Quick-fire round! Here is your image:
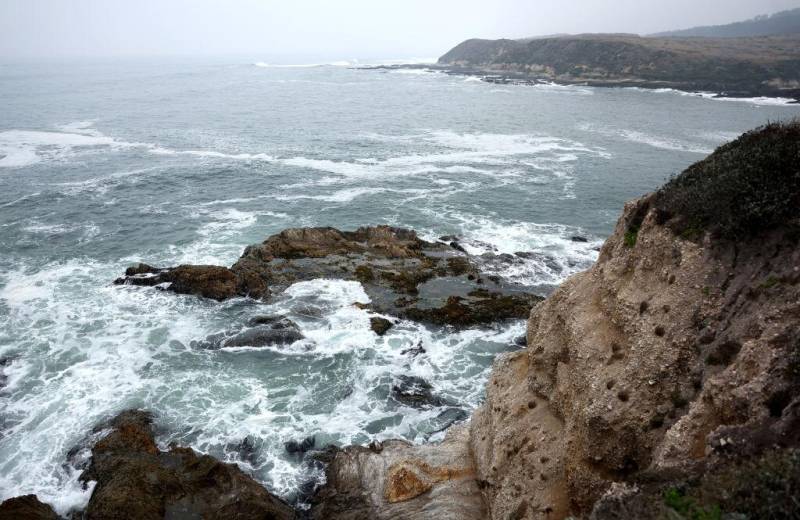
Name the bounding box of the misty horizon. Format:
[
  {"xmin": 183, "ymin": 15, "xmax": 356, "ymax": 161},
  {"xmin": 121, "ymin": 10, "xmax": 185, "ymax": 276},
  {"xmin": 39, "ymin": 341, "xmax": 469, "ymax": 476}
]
[{"xmin": 1, "ymin": 0, "xmax": 799, "ymax": 60}]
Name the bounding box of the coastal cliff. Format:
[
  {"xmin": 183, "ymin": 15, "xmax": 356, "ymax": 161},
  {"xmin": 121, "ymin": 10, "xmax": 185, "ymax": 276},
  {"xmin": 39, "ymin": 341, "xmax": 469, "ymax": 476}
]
[
  {"xmin": 2, "ymin": 123, "xmax": 797, "ymax": 519},
  {"xmin": 437, "ymin": 34, "xmax": 800, "ymax": 100},
  {"xmin": 314, "ymin": 122, "xmax": 800, "ymax": 519}
]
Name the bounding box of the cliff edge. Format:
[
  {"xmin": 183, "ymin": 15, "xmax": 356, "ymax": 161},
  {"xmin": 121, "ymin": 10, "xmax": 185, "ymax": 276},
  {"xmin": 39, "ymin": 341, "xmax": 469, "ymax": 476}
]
[
  {"xmin": 472, "ymin": 121, "xmax": 800, "ymax": 519},
  {"xmin": 314, "ymin": 122, "xmax": 800, "ymax": 519}
]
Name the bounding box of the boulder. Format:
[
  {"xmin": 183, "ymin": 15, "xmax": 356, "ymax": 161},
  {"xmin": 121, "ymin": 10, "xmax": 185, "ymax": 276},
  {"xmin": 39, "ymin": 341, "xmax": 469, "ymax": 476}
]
[
  {"xmin": 80, "ymin": 410, "xmax": 296, "ymax": 520},
  {"xmin": 0, "ymin": 495, "xmax": 58, "ymax": 520},
  {"xmin": 391, "ymin": 376, "xmax": 449, "ymax": 408},
  {"xmin": 370, "ymin": 317, "xmax": 394, "ymax": 336},
  {"xmin": 222, "ymin": 325, "xmax": 304, "ymax": 349},
  {"xmin": 285, "ymin": 436, "xmax": 316, "ymax": 455}
]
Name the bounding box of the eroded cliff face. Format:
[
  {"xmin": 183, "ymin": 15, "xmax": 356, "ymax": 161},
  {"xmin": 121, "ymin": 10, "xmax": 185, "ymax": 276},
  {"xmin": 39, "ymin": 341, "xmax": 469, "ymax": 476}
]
[{"xmin": 471, "ymin": 194, "xmax": 800, "ymax": 518}]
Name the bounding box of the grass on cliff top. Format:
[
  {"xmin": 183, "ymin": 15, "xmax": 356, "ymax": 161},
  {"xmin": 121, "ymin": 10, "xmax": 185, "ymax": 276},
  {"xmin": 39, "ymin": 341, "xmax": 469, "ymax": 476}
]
[{"xmin": 654, "ymin": 120, "xmax": 800, "ymax": 240}]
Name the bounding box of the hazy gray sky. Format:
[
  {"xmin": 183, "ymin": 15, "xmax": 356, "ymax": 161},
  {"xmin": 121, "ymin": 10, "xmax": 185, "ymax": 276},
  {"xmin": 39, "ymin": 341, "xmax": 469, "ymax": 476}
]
[{"xmin": 1, "ymin": 0, "xmax": 798, "ymax": 60}]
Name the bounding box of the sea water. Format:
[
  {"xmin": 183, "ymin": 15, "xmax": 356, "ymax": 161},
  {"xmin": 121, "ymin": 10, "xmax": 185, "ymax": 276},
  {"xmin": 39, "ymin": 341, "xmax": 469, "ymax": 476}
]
[{"xmin": 0, "ymin": 58, "xmax": 797, "ymax": 514}]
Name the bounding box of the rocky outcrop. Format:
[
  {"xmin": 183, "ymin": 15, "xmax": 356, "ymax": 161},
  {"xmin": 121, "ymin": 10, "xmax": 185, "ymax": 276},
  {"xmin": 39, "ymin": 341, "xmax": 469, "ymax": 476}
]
[
  {"xmin": 310, "ymin": 425, "xmax": 485, "ymax": 519},
  {"xmin": 80, "ymin": 410, "xmax": 295, "ymax": 520},
  {"xmin": 436, "ymin": 34, "xmax": 800, "ymax": 100},
  {"xmin": 116, "ymin": 226, "xmax": 543, "ymax": 328},
  {"xmin": 0, "ymin": 495, "xmax": 58, "ymax": 520},
  {"xmin": 469, "ymin": 123, "xmax": 800, "ymax": 519},
  {"xmin": 114, "ymin": 264, "xmax": 266, "ymax": 301}
]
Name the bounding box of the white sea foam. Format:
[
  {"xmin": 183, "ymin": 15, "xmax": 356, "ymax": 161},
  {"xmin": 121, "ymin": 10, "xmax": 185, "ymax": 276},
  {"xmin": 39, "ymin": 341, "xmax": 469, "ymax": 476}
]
[
  {"xmin": 0, "ymin": 129, "xmax": 135, "ymax": 168},
  {"xmin": 0, "ymin": 123, "xmax": 277, "ymax": 170},
  {"xmin": 424, "ymin": 211, "xmax": 600, "ymax": 286},
  {"xmin": 149, "ymin": 146, "xmax": 274, "ymax": 161},
  {"xmin": 282, "ymin": 131, "xmax": 608, "ymax": 179},
  {"xmin": 578, "ymin": 123, "xmax": 713, "ymax": 154},
  {"xmin": 625, "ymin": 86, "xmax": 799, "ymax": 106}
]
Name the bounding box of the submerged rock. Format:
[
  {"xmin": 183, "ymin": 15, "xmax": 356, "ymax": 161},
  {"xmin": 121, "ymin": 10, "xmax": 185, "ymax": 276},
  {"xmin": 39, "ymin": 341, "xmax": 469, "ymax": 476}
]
[
  {"xmin": 0, "ymin": 495, "xmax": 58, "ymax": 520},
  {"xmin": 370, "ymin": 317, "xmax": 394, "ymax": 336},
  {"xmin": 285, "ymin": 436, "xmax": 316, "ymax": 455},
  {"xmin": 222, "ymin": 325, "xmax": 304, "ymax": 348},
  {"xmin": 195, "ymin": 317, "xmax": 304, "ymax": 350},
  {"xmin": 80, "ymin": 410, "xmax": 295, "ymax": 520},
  {"xmin": 391, "ymin": 376, "xmax": 449, "ymax": 408},
  {"xmin": 117, "ymin": 225, "xmax": 544, "ymax": 327},
  {"xmin": 400, "ymin": 342, "xmax": 426, "ymax": 357}
]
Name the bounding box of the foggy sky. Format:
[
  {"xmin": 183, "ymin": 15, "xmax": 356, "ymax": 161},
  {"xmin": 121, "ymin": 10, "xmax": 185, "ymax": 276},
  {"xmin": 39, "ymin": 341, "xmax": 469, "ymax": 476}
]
[{"xmin": 1, "ymin": 0, "xmax": 798, "ymax": 60}]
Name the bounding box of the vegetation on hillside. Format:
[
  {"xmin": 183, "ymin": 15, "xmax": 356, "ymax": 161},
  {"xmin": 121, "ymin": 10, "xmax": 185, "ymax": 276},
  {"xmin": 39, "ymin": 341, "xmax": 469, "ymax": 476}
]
[
  {"xmin": 654, "ymin": 121, "xmax": 800, "ymax": 239},
  {"xmin": 437, "ymin": 34, "xmax": 800, "ymax": 99},
  {"xmin": 652, "ymin": 7, "xmax": 800, "ymax": 38}
]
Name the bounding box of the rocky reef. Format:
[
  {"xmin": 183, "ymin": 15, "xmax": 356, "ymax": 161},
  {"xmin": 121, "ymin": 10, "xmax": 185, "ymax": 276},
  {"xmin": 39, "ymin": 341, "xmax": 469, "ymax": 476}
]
[{"xmin": 115, "ymin": 225, "xmax": 542, "ymax": 328}]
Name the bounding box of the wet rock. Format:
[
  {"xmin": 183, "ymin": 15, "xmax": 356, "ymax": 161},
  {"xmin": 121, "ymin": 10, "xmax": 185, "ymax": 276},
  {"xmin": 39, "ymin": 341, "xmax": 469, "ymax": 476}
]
[
  {"xmin": 248, "ymin": 315, "xmax": 296, "ymax": 327},
  {"xmin": 116, "ymin": 264, "xmax": 267, "ymax": 301},
  {"xmin": 222, "ymin": 325, "xmax": 304, "ymax": 348},
  {"xmin": 513, "ymin": 335, "xmax": 527, "ymax": 347},
  {"xmin": 403, "ymin": 293, "xmax": 542, "ymax": 327},
  {"xmin": 234, "ymin": 435, "xmax": 260, "ymax": 465},
  {"xmin": 0, "ymin": 495, "xmax": 58, "ymax": 520},
  {"xmin": 571, "ymin": 235, "xmax": 589, "ymax": 242},
  {"xmin": 449, "ymin": 241, "xmax": 467, "ymax": 253},
  {"xmin": 80, "ymin": 409, "xmax": 296, "ymax": 520},
  {"xmin": 285, "ymin": 436, "xmax": 316, "ymax": 455},
  {"xmin": 431, "ymin": 408, "xmax": 469, "ymax": 435},
  {"xmin": 0, "ymin": 357, "xmax": 10, "ymax": 390},
  {"xmin": 391, "ymin": 376, "xmax": 448, "ymax": 408},
  {"xmin": 124, "ymin": 263, "xmax": 163, "ymax": 276},
  {"xmin": 370, "ymin": 317, "xmax": 394, "ymax": 336},
  {"xmin": 400, "ymin": 342, "xmax": 426, "ymax": 357},
  {"xmin": 119, "ymin": 225, "xmax": 544, "ymax": 328}
]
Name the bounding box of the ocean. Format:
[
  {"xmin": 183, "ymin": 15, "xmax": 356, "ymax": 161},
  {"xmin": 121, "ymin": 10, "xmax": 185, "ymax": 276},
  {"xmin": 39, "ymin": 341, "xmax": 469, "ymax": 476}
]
[{"xmin": 0, "ymin": 58, "xmax": 797, "ymax": 514}]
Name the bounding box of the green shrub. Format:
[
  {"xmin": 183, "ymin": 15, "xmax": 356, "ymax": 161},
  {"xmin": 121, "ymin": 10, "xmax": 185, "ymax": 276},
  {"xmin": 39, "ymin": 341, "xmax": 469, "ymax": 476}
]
[
  {"xmin": 624, "ymin": 228, "xmax": 639, "ymax": 247},
  {"xmin": 654, "ymin": 121, "xmax": 800, "ymax": 240},
  {"xmin": 663, "ymin": 488, "xmax": 721, "ymax": 520}
]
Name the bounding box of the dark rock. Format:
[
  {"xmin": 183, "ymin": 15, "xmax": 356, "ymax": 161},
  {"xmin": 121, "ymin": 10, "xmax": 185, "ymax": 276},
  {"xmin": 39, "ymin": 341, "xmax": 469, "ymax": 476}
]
[
  {"xmin": 369, "ymin": 317, "xmax": 394, "ymax": 336},
  {"xmin": 124, "ymin": 263, "xmax": 162, "ymax": 276},
  {"xmin": 248, "ymin": 315, "xmax": 297, "ymax": 327},
  {"xmin": 391, "ymin": 376, "xmax": 448, "ymax": 408},
  {"xmin": 235, "ymin": 435, "xmax": 259, "ymax": 465},
  {"xmin": 513, "ymin": 335, "xmax": 527, "ymax": 347},
  {"xmin": 285, "ymin": 436, "xmax": 316, "ymax": 455},
  {"xmin": 430, "ymin": 408, "xmax": 469, "ymax": 434},
  {"xmin": 0, "ymin": 495, "xmax": 58, "ymax": 520},
  {"xmin": 401, "ymin": 342, "xmax": 426, "ymax": 357},
  {"xmin": 403, "ymin": 293, "xmax": 542, "ymax": 327},
  {"xmin": 80, "ymin": 409, "xmax": 296, "ymax": 520},
  {"xmin": 222, "ymin": 325, "xmax": 304, "ymax": 348},
  {"xmin": 118, "ymin": 225, "xmax": 545, "ymax": 328},
  {"xmin": 571, "ymin": 236, "xmax": 589, "ymax": 242},
  {"xmin": 0, "ymin": 357, "xmax": 10, "ymax": 390},
  {"xmin": 450, "ymin": 241, "xmax": 467, "ymax": 253},
  {"xmin": 116, "ymin": 264, "xmax": 267, "ymax": 301}
]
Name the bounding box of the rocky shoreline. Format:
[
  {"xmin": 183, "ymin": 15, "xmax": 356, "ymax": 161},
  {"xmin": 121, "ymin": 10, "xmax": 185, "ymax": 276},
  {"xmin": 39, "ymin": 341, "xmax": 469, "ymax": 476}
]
[
  {"xmin": 362, "ymin": 63, "xmax": 800, "ymax": 102},
  {"xmin": 3, "ymin": 123, "xmax": 799, "ymax": 519}
]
